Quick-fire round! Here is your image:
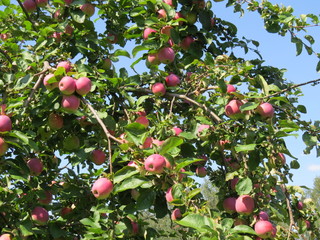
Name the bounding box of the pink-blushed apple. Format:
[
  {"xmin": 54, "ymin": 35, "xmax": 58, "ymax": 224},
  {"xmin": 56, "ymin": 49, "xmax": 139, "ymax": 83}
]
[
  {"xmin": 143, "ymin": 28, "xmax": 157, "ymax": 39},
  {"xmin": 135, "ymin": 116, "xmax": 149, "ymax": 128},
  {"xmin": 158, "ymin": 47, "xmax": 175, "ymax": 64},
  {"xmin": 57, "ymin": 61, "xmax": 72, "ymax": 73},
  {"xmin": 173, "ymin": 12, "xmax": 185, "ymax": 25},
  {"xmin": 75, "ymin": 77, "xmax": 92, "ymax": 96},
  {"xmin": 0, "ymin": 115, "xmax": 12, "ymax": 132},
  {"xmin": 90, "ymin": 149, "xmax": 106, "ymax": 165},
  {"xmin": 59, "ymin": 76, "xmax": 76, "ymax": 95},
  {"xmin": 152, "ymin": 82, "xmax": 166, "ymax": 96},
  {"xmin": 60, "ymin": 207, "xmax": 72, "ymax": 218},
  {"xmin": 230, "ymin": 177, "xmax": 239, "ymax": 190},
  {"xmin": 172, "ymin": 127, "xmax": 183, "ymax": 136},
  {"xmin": 305, "ymin": 220, "xmax": 311, "ymax": 229},
  {"xmin": 160, "ymin": 25, "xmax": 172, "ymax": 36},
  {"xmin": 235, "ymin": 195, "xmax": 255, "ymax": 215},
  {"xmin": 131, "ymin": 189, "xmax": 140, "ymax": 201},
  {"xmin": 163, "ymin": 0, "xmax": 174, "ymax": 6},
  {"xmin": 48, "ymin": 113, "xmax": 63, "ymax": 130},
  {"xmin": 227, "ymin": 84, "xmax": 236, "ymax": 93},
  {"xmin": 258, "ymin": 211, "xmax": 269, "ymax": 221},
  {"xmin": 197, "ymin": 124, "xmax": 210, "ymax": 136},
  {"xmin": 254, "ymin": 220, "xmax": 274, "ymax": 238},
  {"xmin": 64, "ymin": 0, "xmax": 72, "ymax": 5},
  {"xmin": 91, "ymin": 177, "xmax": 113, "ymax": 199},
  {"xmin": 277, "ymin": 152, "xmax": 286, "ymax": 165},
  {"xmin": 35, "ymin": 0, "xmax": 47, "ymax": 7},
  {"xmin": 80, "ymin": 3, "xmax": 95, "ymax": 17},
  {"xmin": 141, "ymin": 137, "xmax": 153, "ymax": 149},
  {"xmin": 65, "ymin": 24, "xmax": 74, "ymax": 36},
  {"xmin": 147, "ymin": 52, "xmax": 160, "ymax": 65},
  {"xmin": 43, "ymin": 73, "xmax": 58, "ymax": 91},
  {"xmin": 53, "ymin": 9, "xmax": 61, "ymax": 20},
  {"xmin": 31, "ymin": 206, "xmax": 49, "ymax": 225},
  {"xmin": 128, "ymin": 161, "xmax": 139, "ymax": 169},
  {"xmin": 297, "ymin": 201, "xmax": 304, "ymax": 210},
  {"xmin": 157, "ymin": 9, "xmax": 167, "ymax": 19},
  {"xmin": 23, "ymin": 0, "xmax": 37, "ymax": 12},
  {"xmin": 39, "ymin": 191, "xmax": 53, "ymax": 205},
  {"xmin": 225, "ymin": 99, "xmax": 243, "ymax": 117},
  {"xmin": 61, "ymin": 95, "xmax": 80, "ymax": 113},
  {"xmin": 171, "ymin": 208, "xmax": 182, "ymax": 220},
  {"xmin": 165, "ymin": 73, "xmax": 180, "ymax": 87},
  {"xmin": 51, "ymin": 32, "xmax": 62, "ymax": 42},
  {"xmin": 0, "ymin": 234, "xmax": 11, "ymax": 240},
  {"xmin": 196, "ymin": 166, "xmax": 207, "ymax": 177},
  {"xmin": 131, "ymin": 221, "xmax": 139, "ymax": 235},
  {"xmin": 180, "ymin": 36, "xmax": 194, "ymax": 50},
  {"xmin": 63, "ymin": 135, "xmax": 80, "ymax": 151},
  {"xmin": 152, "ymin": 138, "xmax": 164, "ymax": 146},
  {"xmin": 0, "ymin": 138, "xmax": 8, "ymax": 156},
  {"xmin": 223, "ymin": 197, "xmax": 237, "ymax": 213},
  {"xmin": 256, "ymin": 102, "xmax": 274, "ymax": 118},
  {"xmin": 0, "ymin": 33, "xmax": 9, "ymax": 41},
  {"xmin": 27, "ymin": 158, "xmax": 43, "ymax": 176},
  {"xmin": 165, "ymin": 187, "xmax": 174, "ymax": 202},
  {"xmin": 144, "ymin": 154, "xmax": 166, "ymax": 174}
]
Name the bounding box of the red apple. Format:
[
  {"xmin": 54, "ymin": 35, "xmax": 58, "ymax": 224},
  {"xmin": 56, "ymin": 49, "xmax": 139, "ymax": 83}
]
[
  {"xmin": 297, "ymin": 201, "xmax": 303, "ymax": 210},
  {"xmin": 180, "ymin": 36, "xmax": 194, "ymax": 50},
  {"xmin": 258, "ymin": 211, "xmax": 269, "ymax": 221},
  {"xmin": 256, "ymin": 102, "xmax": 274, "ymax": 118},
  {"xmin": 60, "ymin": 207, "xmax": 72, "ymax": 218},
  {"xmin": 27, "ymin": 158, "xmax": 43, "ymax": 176},
  {"xmin": 235, "ymin": 195, "xmax": 255, "ymax": 215},
  {"xmin": 223, "ymin": 197, "xmax": 237, "ymax": 213},
  {"xmin": 157, "ymin": 9, "xmax": 167, "ymax": 19},
  {"xmin": 158, "ymin": 47, "xmax": 175, "ymax": 64},
  {"xmin": 141, "ymin": 136, "xmax": 153, "ymax": 149},
  {"xmin": 165, "ymin": 73, "xmax": 180, "ymax": 87},
  {"xmin": 305, "ymin": 220, "xmax": 311, "ymax": 229},
  {"xmin": 277, "ymin": 152, "xmax": 286, "ymax": 165},
  {"xmin": 75, "ymin": 77, "xmax": 92, "ymax": 96},
  {"xmin": 196, "ymin": 166, "xmax": 207, "ymax": 177},
  {"xmin": 56, "ymin": 61, "xmax": 72, "ymax": 73},
  {"xmin": 165, "ymin": 187, "xmax": 174, "ymax": 202},
  {"xmin": 0, "ymin": 34, "xmax": 9, "ymax": 41},
  {"xmin": 197, "ymin": 124, "xmax": 210, "ymax": 136},
  {"xmin": 135, "ymin": 116, "xmax": 149, "ymax": 127},
  {"xmin": 0, "ymin": 138, "xmax": 8, "ymax": 156},
  {"xmin": 230, "ymin": 177, "xmax": 239, "ymax": 190},
  {"xmin": 43, "ymin": 73, "xmax": 58, "ymax": 91},
  {"xmin": 48, "ymin": 113, "xmax": 63, "ymax": 130},
  {"xmin": 31, "ymin": 206, "xmax": 49, "ymax": 225},
  {"xmin": 0, "ymin": 115, "xmax": 12, "ymax": 132},
  {"xmin": 35, "ymin": 0, "xmax": 47, "ymax": 7},
  {"xmin": 143, "ymin": 28, "xmax": 157, "ymax": 39},
  {"xmin": 80, "ymin": 3, "xmax": 95, "ymax": 17},
  {"xmin": 171, "ymin": 208, "xmax": 182, "ymax": 220},
  {"xmin": 152, "ymin": 138, "xmax": 164, "ymax": 146},
  {"xmin": 59, "ymin": 76, "xmax": 76, "ymax": 95},
  {"xmin": 91, "ymin": 177, "xmax": 113, "ymax": 199},
  {"xmin": 163, "ymin": 0, "xmax": 174, "ymax": 6},
  {"xmin": 225, "ymin": 99, "xmax": 243, "ymax": 117},
  {"xmin": 23, "ymin": 0, "xmax": 37, "ymax": 12},
  {"xmin": 128, "ymin": 161, "xmax": 138, "ymax": 169},
  {"xmin": 131, "ymin": 221, "xmax": 139, "ymax": 235},
  {"xmin": 152, "ymin": 82, "xmax": 166, "ymax": 96},
  {"xmin": 61, "ymin": 95, "xmax": 80, "ymax": 113},
  {"xmin": 39, "ymin": 191, "xmax": 53, "ymax": 205},
  {"xmin": 90, "ymin": 149, "xmax": 106, "ymax": 165},
  {"xmin": 63, "ymin": 135, "xmax": 80, "ymax": 151},
  {"xmin": 160, "ymin": 25, "xmax": 173, "ymax": 36},
  {"xmin": 51, "ymin": 32, "xmax": 62, "ymax": 42},
  {"xmin": 144, "ymin": 154, "xmax": 166, "ymax": 174},
  {"xmin": 0, "ymin": 234, "xmax": 11, "ymax": 240},
  {"xmin": 227, "ymin": 84, "xmax": 236, "ymax": 93},
  {"xmin": 172, "ymin": 127, "xmax": 183, "ymax": 136},
  {"xmin": 254, "ymin": 220, "xmax": 274, "ymax": 238},
  {"xmin": 65, "ymin": 24, "xmax": 74, "ymax": 35},
  {"xmin": 147, "ymin": 52, "xmax": 160, "ymax": 65}
]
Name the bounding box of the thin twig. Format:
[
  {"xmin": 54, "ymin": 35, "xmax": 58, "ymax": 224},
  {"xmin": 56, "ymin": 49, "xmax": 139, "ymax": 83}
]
[
  {"xmin": 169, "ymin": 96, "xmax": 175, "ymax": 116},
  {"xmin": 16, "ymin": 0, "xmax": 38, "ymax": 32},
  {"xmin": 107, "ymin": 135, "xmax": 113, "ymax": 174}
]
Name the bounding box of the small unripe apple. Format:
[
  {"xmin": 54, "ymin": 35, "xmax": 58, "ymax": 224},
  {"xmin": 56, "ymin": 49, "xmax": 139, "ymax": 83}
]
[
  {"xmin": 91, "ymin": 177, "xmax": 113, "ymax": 199},
  {"xmin": 152, "ymin": 82, "xmax": 166, "ymax": 96},
  {"xmin": 0, "ymin": 115, "xmax": 12, "ymax": 132},
  {"xmin": 75, "ymin": 77, "xmax": 92, "ymax": 96},
  {"xmin": 254, "ymin": 220, "xmax": 274, "ymax": 238},
  {"xmin": 60, "ymin": 207, "xmax": 72, "ymax": 218},
  {"xmin": 235, "ymin": 195, "xmax": 255, "ymax": 215},
  {"xmin": 256, "ymin": 102, "xmax": 274, "ymax": 118},
  {"xmin": 147, "ymin": 53, "xmax": 160, "ymax": 65},
  {"xmin": 80, "ymin": 3, "xmax": 95, "ymax": 17},
  {"xmin": 143, "ymin": 28, "xmax": 157, "ymax": 39},
  {"xmin": 0, "ymin": 234, "xmax": 11, "ymax": 240},
  {"xmin": 165, "ymin": 187, "xmax": 174, "ymax": 202},
  {"xmin": 196, "ymin": 166, "xmax": 207, "ymax": 177},
  {"xmin": 158, "ymin": 47, "xmax": 175, "ymax": 64},
  {"xmin": 0, "ymin": 138, "xmax": 8, "ymax": 156},
  {"xmin": 63, "ymin": 135, "xmax": 80, "ymax": 151},
  {"xmin": 48, "ymin": 113, "xmax": 63, "ymax": 130},
  {"xmin": 90, "ymin": 149, "xmax": 106, "ymax": 165},
  {"xmin": 57, "ymin": 61, "xmax": 72, "ymax": 73},
  {"xmin": 171, "ymin": 208, "xmax": 182, "ymax": 220},
  {"xmin": 38, "ymin": 191, "xmax": 53, "ymax": 205},
  {"xmin": 102, "ymin": 58, "xmax": 112, "ymax": 70},
  {"xmin": 172, "ymin": 127, "xmax": 183, "ymax": 136},
  {"xmin": 160, "ymin": 25, "xmax": 173, "ymax": 36},
  {"xmin": 31, "ymin": 206, "xmax": 49, "ymax": 225},
  {"xmin": 135, "ymin": 116, "xmax": 149, "ymax": 128},
  {"xmin": 23, "ymin": 0, "xmax": 37, "ymax": 12},
  {"xmin": 185, "ymin": 12, "xmax": 197, "ymax": 24},
  {"xmin": 61, "ymin": 95, "xmax": 80, "ymax": 113},
  {"xmin": 165, "ymin": 73, "xmax": 180, "ymax": 87},
  {"xmin": 227, "ymin": 84, "xmax": 236, "ymax": 93},
  {"xmin": 144, "ymin": 154, "xmax": 166, "ymax": 174},
  {"xmin": 59, "ymin": 76, "xmax": 76, "ymax": 95},
  {"xmin": 157, "ymin": 9, "xmax": 167, "ymax": 19},
  {"xmin": 35, "ymin": 0, "xmax": 47, "ymax": 7},
  {"xmin": 225, "ymin": 99, "xmax": 243, "ymax": 117},
  {"xmin": 27, "ymin": 158, "xmax": 43, "ymax": 176},
  {"xmin": 43, "ymin": 73, "xmax": 58, "ymax": 91},
  {"xmin": 180, "ymin": 36, "xmax": 194, "ymax": 50}
]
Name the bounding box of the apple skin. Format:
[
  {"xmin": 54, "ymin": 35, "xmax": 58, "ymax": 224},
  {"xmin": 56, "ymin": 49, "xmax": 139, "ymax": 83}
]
[
  {"xmin": 31, "ymin": 206, "xmax": 49, "ymax": 225},
  {"xmin": 80, "ymin": 3, "xmax": 95, "ymax": 17},
  {"xmin": 254, "ymin": 220, "xmax": 274, "ymax": 238},
  {"xmin": 143, "ymin": 28, "xmax": 157, "ymax": 39},
  {"xmin": 75, "ymin": 77, "xmax": 92, "ymax": 96},
  {"xmin": 48, "ymin": 113, "xmax": 63, "ymax": 130},
  {"xmin": 223, "ymin": 197, "xmax": 237, "ymax": 213},
  {"xmin": 131, "ymin": 221, "xmax": 139, "ymax": 235},
  {"xmin": 43, "ymin": 73, "xmax": 58, "ymax": 91},
  {"xmin": 163, "ymin": 0, "xmax": 174, "ymax": 6},
  {"xmin": 23, "ymin": 0, "xmax": 37, "ymax": 12},
  {"xmin": 171, "ymin": 208, "xmax": 182, "ymax": 221},
  {"xmin": 65, "ymin": 24, "xmax": 74, "ymax": 36},
  {"xmin": 63, "ymin": 135, "xmax": 80, "ymax": 151},
  {"xmin": 152, "ymin": 138, "xmax": 164, "ymax": 146},
  {"xmin": 91, "ymin": 178, "xmax": 113, "ymax": 199},
  {"xmin": 165, "ymin": 187, "xmax": 174, "ymax": 202},
  {"xmin": 57, "ymin": 61, "xmax": 72, "ymax": 73},
  {"xmin": 64, "ymin": 0, "xmax": 72, "ymax": 5},
  {"xmin": 196, "ymin": 166, "xmax": 207, "ymax": 177},
  {"xmin": 235, "ymin": 195, "xmax": 255, "ymax": 215},
  {"xmin": 258, "ymin": 211, "xmax": 269, "ymax": 221},
  {"xmin": 158, "ymin": 47, "xmax": 175, "ymax": 64},
  {"xmin": 277, "ymin": 152, "xmax": 286, "ymax": 165},
  {"xmin": 147, "ymin": 53, "xmax": 160, "ymax": 65},
  {"xmin": 165, "ymin": 73, "xmax": 180, "ymax": 87},
  {"xmin": 180, "ymin": 36, "xmax": 194, "ymax": 50},
  {"xmin": 90, "ymin": 149, "xmax": 106, "ymax": 165},
  {"xmin": 60, "ymin": 207, "xmax": 72, "ymax": 218},
  {"xmin": 297, "ymin": 201, "xmax": 303, "ymax": 210},
  {"xmin": 230, "ymin": 177, "xmax": 239, "ymax": 190},
  {"xmin": 0, "ymin": 234, "xmax": 11, "ymax": 240},
  {"xmin": 61, "ymin": 95, "xmax": 80, "ymax": 113},
  {"xmin": 144, "ymin": 154, "xmax": 166, "ymax": 174},
  {"xmin": 51, "ymin": 32, "xmax": 61, "ymax": 42},
  {"xmin": 256, "ymin": 102, "xmax": 274, "ymax": 118},
  {"xmin": 141, "ymin": 136, "xmax": 153, "ymax": 149},
  {"xmin": 107, "ymin": 33, "xmax": 118, "ymax": 44},
  {"xmin": 225, "ymin": 99, "xmax": 243, "ymax": 117},
  {"xmin": 152, "ymin": 83, "xmax": 166, "ymax": 96},
  {"xmin": 172, "ymin": 127, "xmax": 183, "ymax": 136},
  {"xmin": 135, "ymin": 116, "xmax": 149, "ymax": 128},
  {"xmin": 27, "ymin": 158, "xmax": 43, "ymax": 176},
  {"xmin": 59, "ymin": 76, "xmax": 76, "ymax": 95},
  {"xmin": 160, "ymin": 25, "xmax": 172, "ymax": 36},
  {"xmin": 0, "ymin": 138, "xmax": 8, "ymax": 156},
  {"xmin": 39, "ymin": 191, "xmax": 53, "ymax": 205},
  {"xmin": 305, "ymin": 220, "xmax": 311, "ymax": 229},
  {"xmin": 227, "ymin": 84, "xmax": 236, "ymax": 93},
  {"xmin": 35, "ymin": 0, "xmax": 47, "ymax": 7},
  {"xmin": 0, "ymin": 115, "xmax": 12, "ymax": 132},
  {"xmin": 157, "ymin": 9, "xmax": 167, "ymax": 19}
]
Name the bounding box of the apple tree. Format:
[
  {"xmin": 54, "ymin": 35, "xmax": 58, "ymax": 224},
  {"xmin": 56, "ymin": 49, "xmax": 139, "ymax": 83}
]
[{"xmin": 0, "ymin": 0, "xmax": 320, "ymax": 239}]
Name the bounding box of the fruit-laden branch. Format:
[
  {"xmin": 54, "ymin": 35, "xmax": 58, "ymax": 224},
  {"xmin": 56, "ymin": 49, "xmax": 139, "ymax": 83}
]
[{"xmin": 16, "ymin": 0, "xmax": 37, "ymax": 32}]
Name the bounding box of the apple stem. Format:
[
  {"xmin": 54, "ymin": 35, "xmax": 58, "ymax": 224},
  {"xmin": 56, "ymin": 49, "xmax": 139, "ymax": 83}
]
[{"xmin": 16, "ymin": 0, "xmax": 38, "ymax": 32}]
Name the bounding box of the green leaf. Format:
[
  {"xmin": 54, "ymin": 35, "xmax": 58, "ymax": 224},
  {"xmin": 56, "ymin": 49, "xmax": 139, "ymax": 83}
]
[
  {"xmin": 256, "ymin": 75, "xmax": 269, "ymax": 95},
  {"xmin": 235, "ymin": 144, "xmax": 256, "ymax": 153},
  {"xmin": 302, "ymin": 132, "xmax": 317, "ymax": 147},
  {"xmin": 114, "ymin": 166, "xmax": 139, "ymax": 184},
  {"xmin": 70, "ymin": 10, "xmax": 86, "ymax": 23},
  {"xmin": 236, "ymin": 178, "xmax": 253, "ymax": 195},
  {"xmin": 159, "ymin": 137, "xmax": 183, "ymax": 155},
  {"xmin": 240, "ymin": 102, "xmax": 259, "ymax": 111},
  {"xmin": 19, "ymin": 221, "xmax": 33, "ymax": 237},
  {"xmin": 136, "ymin": 190, "xmax": 156, "ymax": 210},
  {"xmin": 187, "ymin": 188, "xmax": 201, "ymax": 199},
  {"xmin": 113, "ymin": 49, "xmax": 131, "ymax": 58},
  {"xmin": 231, "ymin": 225, "xmax": 257, "ymax": 235},
  {"xmin": 290, "ymin": 160, "xmax": 300, "ymax": 169},
  {"xmin": 177, "ymin": 214, "xmax": 216, "ymax": 232},
  {"xmin": 175, "ymin": 158, "xmax": 205, "ymax": 170},
  {"xmin": 221, "ymin": 218, "xmax": 233, "ymax": 230},
  {"xmin": 8, "ymin": 130, "xmax": 39, "ymax": 151},
  {"xmin": 15, "ymin": 74, "xmax": 33, "ymax": 90},
  {"xmin": 297, "ymin": 105, "xmax": 307, "ymax": 114},
  {"xmin": 114, "ymin": 176, "xmax": 149, "ymax": 193},
  {"xmin": 132, "ymin": 46, "xmax": 148, "ymax": 58},
  {"xmin": 125, "ymin": 122, "xmax": 148, "ymax": 146}
]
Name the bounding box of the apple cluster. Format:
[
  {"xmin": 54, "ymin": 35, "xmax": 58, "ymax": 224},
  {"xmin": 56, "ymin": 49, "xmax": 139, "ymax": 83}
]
[{"xmin": 0, "ymin": 107, "xmax": 12, "ymax": 157}]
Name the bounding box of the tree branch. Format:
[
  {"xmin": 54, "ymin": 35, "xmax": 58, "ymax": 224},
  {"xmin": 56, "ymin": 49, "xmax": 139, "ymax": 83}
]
[
  {"xmin": 281, "ymin": 184, "xmax": 295, "ymax": 240},
  {"xmin": 16, "ymin": 0, "xmax": 38, "ymax": 32}
]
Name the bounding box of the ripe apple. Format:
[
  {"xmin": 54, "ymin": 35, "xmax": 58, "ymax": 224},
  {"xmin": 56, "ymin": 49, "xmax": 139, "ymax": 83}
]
[
  {"xmin": 152, "ymin": 138, "xmax": 164, "ymax": 146},
  {"xmin": 43, "ymin": 73, "xmax": 58, "ymax": 91},
  {"xmin": 64, "ymin": 0, "xmax": 72, "ymax": 4},
  {"xmin": 225, "ymin": 99, "xmax": 243, "ymax": 117},
  {"xmin": 23, "ymin": 0, "xmax": 37, "ymax": 12},
  {"xmin": 144, "ymin": 154, "xmax": 166, "ymax": 174},
  {"xmin": 256, "ymin": 102, "xmax": 274, "ymax": 118},
  {"xmin": 0, "ymin": 138, "xmax": 8, "ymax": 156},
  {"xmin": 35, "ymin": 0, "xmax": 47, "ymax": 7},
  {"xmin": 90, "ymin": 149, "xmax": 106, "ymax": 165},
  {"xmin": 165, "ymin": 73, "xmax": 180, "ymax": 87},
  {"xmin": 165, "ymin": 187, "xmax": 174, "ymax": 202},
  {"xmin": 0, "ymin": 115, "xmax": 12, "ymax": 132},
  {"xmin": 223, "ymin": 197, "xmax": 237, "ymax": 213},
  {"xmin": 60, "ymin": 207, "xmax": 72, "ymax": 218},
  {"xmin": 258, "ymin": 211, "xmax": 269, "ymax": 221},
  {"xmin": 75, "ymin": 77, "xmax": 92, "ymax": 96},
  {"xmin": 152, "ymin": 82, "xmax": 166, "ymax": 96},
  {"xmin": 157, "ymin": 9, "xmax": 167, "ymax": 19},
  {"xmin": 227, "ymin": 84, "xmax": 236, "ymax": 93},
  {"xmin": 180, "ymin": 36, "xmax": 194, "ymax": 50},
  {"xmin": 91, "ymin": 177, "xmax": 113, "ymax": 199},
  {"xmin": 197, "ymin": 124, "xmax": 210, "ymax": 136},
  {"xmin": 63, "ymin": 135, "xmax": 80, "ymax": 151},
  {"xmin": 196, "ymin": 166, "xmax": 207, "ymax": 177},
  {"xmin": 80, "ymin": 3, "xmax": 95, "ymax": 17},
  {"xmin": 254, "ymin": 220, "xmax": 274, "ymax": 238},
  {"xmin": 59, "ymin": 76, "xmax": 76, "ymax": 95},
  {"xmin": 171, "ymin": 208, "xmax": 182, "ymax": 220},
  {"xmin": 135, "ymin": 116, "xmax": 149, "ymax": 128},
  {"xmin": 158, "ymin": 47, "xmax": 175, "ymax": 64},
  {"xmin": 61, "ymin": 95, "xmax": 80, "ymax": 113},
  {"xmin": 235, "ymin": 195, "xmax": 255, "ymax": 215},
  {"xmin": 141, "ymin": 136, "xmax": 153, "ymax": 149},
  {"xmin": 143, "ymin": 28, "xmax": 157, "ymax": 39},
  {"xmin": 27, "ymin": 158, "xmax": 43, "ymax": 176},
  {"xmin": 147, "ymin": 53, "xmax": 160, "ymax": 65},
  {"xmin": 230, "ymin": 177, "xmax": 239, "ymax": 190},
  {"xmin": 65, "ymin": 24, "xmax": 74, "ymax": 36},
  {"xmin": 51, "ymin": 32, "xmax": 62, "ymax": 42},
  {"xmin": 31, "ymin": 206, "xmax": 49, "ymax": 225},
  {"xmin": 131, "ymin": 221, "xmax": 139, "ymax": 235},
  {"xmin": 172, "ymin": 127, "xmax": 183, "ymax": 136},
  {"xmin": 305, "ymin": 220, "xmax": 311, "ymax": 229},
  {"xmin": 160, "ymin": 25, "xmax": 172, "ymax": 36},
  {"xmin": 297, "ymin": 201, "xmax": 303, "ymax": 210},
  {"xmin": 163, "ymin": 0, "xmax": 174, "ymax": 6},
  {"xmin": 39, "ymin": 191, "xmax": 53, "ymax": 205},
  {"xmin": 0, "ymin": 34, "xmax": 9, "ymax": 41},
  {"xmin": 48, "ymin": 113, "xmax": 63, "ymax": 130},
  {"xmin": 57, "ymin": 61, "xmax": 72, "ymax": 73},
  {"xmin": 0, "ymin": 234, "xmax": 11, "ymax": 240}
]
